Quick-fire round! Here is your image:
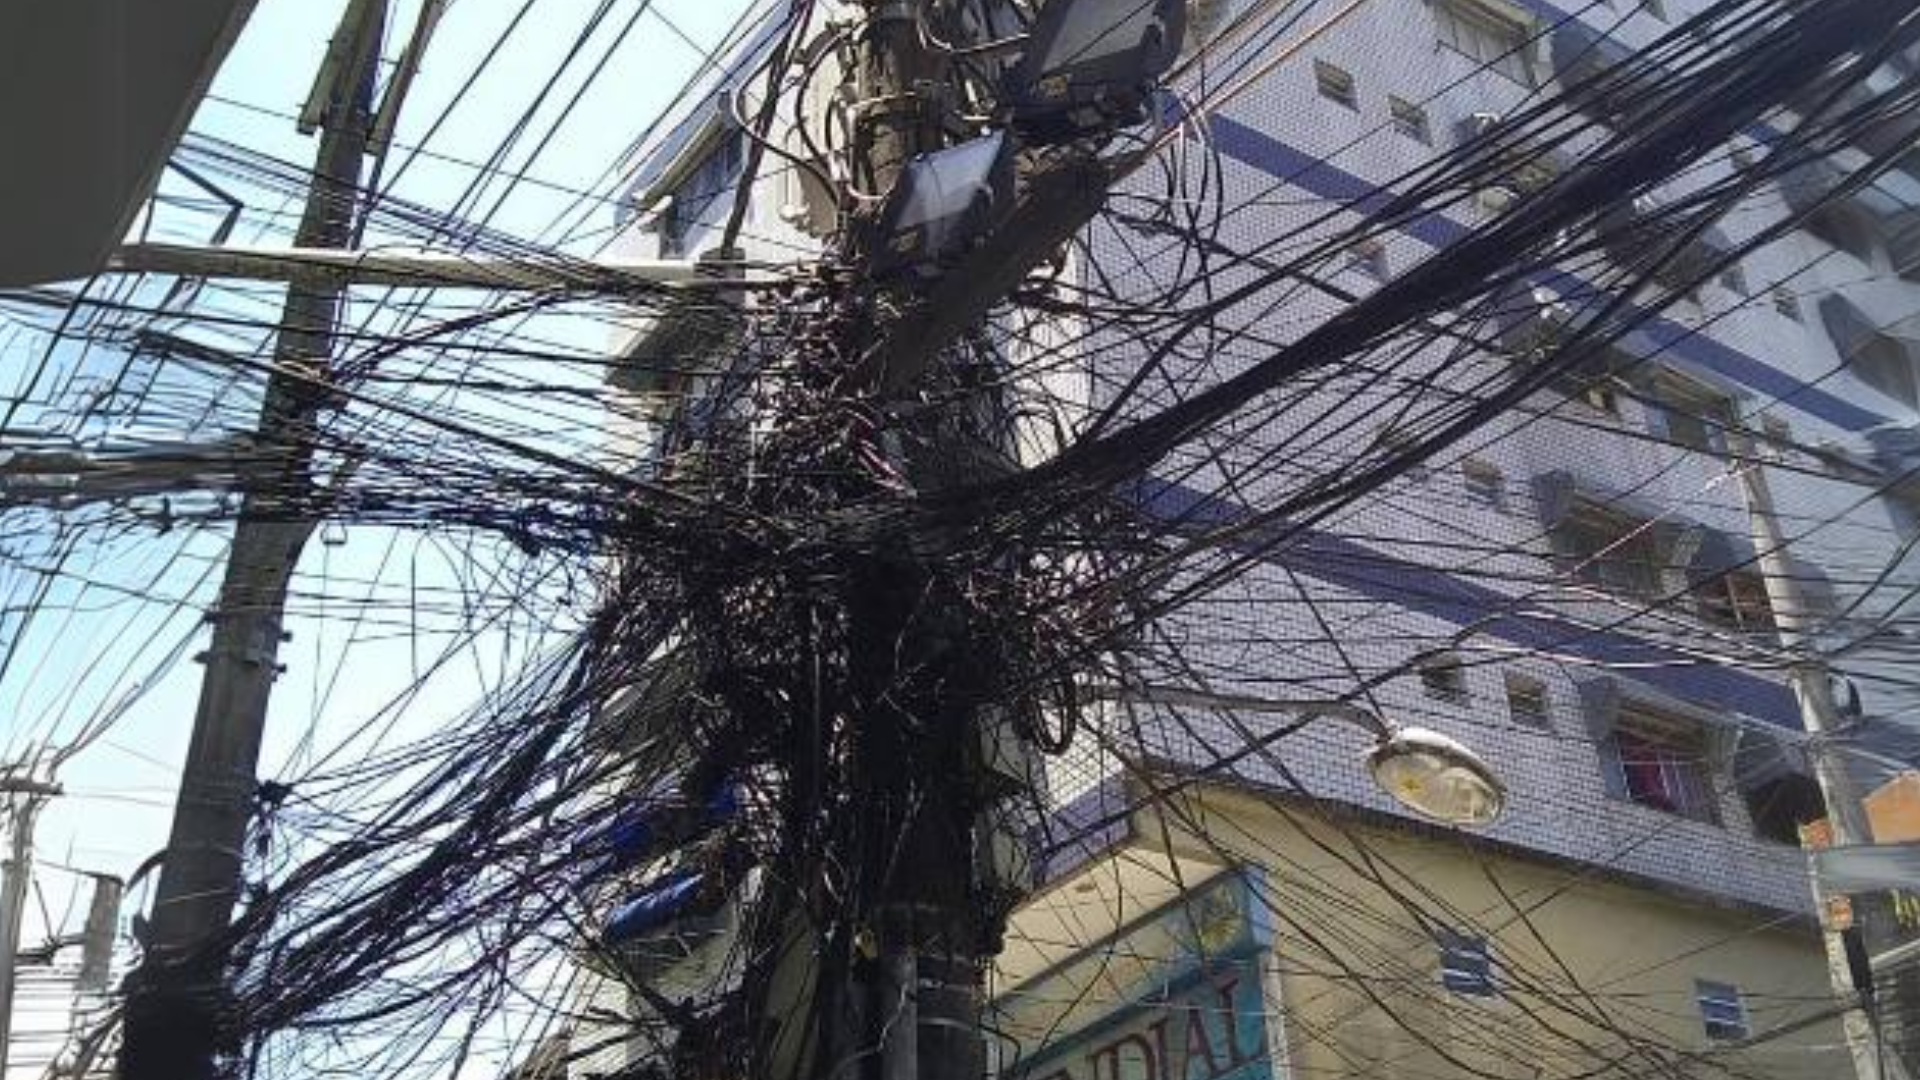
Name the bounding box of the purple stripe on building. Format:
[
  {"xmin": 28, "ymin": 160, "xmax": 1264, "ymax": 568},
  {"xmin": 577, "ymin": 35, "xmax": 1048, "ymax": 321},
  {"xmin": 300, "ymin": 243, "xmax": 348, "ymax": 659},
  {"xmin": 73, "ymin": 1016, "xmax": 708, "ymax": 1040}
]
[
  {"xmin": 1200, "ymin": 114, "xmax": 1890, "ymax": 433},
  {"xmin": 1129, "ymin": 475, "xmax": 1802, "ymax": 729}
]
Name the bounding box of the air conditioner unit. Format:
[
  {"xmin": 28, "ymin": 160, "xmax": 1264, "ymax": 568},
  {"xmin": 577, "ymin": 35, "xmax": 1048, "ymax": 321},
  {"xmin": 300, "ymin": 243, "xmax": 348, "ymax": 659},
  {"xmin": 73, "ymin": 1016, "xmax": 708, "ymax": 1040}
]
[
  {"xmin": 1473, "ymin": 184, "xmax": 1515, "ymax": 213},
  {"xmin": 1459, "ymin": 111, "xmax": 1504, "ymax": 143}
]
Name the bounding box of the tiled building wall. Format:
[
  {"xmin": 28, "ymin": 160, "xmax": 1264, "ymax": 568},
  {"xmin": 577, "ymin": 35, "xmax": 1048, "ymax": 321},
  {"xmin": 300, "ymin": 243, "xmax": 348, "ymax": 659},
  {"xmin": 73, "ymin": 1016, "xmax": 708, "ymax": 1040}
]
[
  {"xmin": 605, "ymin": 0, "xmax": 1920, "ymax": 917},
  {"xmin": 1080, "ymin": 0, "xmax": 1920, "ymax": 914}
]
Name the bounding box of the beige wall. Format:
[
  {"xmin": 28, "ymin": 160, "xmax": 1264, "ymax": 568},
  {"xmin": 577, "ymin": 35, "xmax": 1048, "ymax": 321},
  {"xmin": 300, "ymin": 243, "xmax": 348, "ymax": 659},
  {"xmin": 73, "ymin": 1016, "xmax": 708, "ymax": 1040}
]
[{"xmin": 998, "ymin": 781, "xmax": 1844, "ymax": 1080}]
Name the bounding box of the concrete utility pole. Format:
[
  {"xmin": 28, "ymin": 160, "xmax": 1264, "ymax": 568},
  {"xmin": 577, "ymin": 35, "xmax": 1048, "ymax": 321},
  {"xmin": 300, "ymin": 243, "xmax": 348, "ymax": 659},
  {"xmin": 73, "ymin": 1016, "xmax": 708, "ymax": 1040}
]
[
  {"xmin": 119, "ymin": 3, "xmax": 393, "ymax": 1076},
  {"xmin": 1734, "ymin": 432, "xmax": 1907, "ymax": 1080},
  {"xmin": 836, "ymin": 9, "xmax": 987, "ymax": 1080},
  {"xmin": 0, "ymin": 775, "xmax": 61, "ymax": 1077},
  {"xmin": 779, "ymin": 0, "xmax": 1155, "ymax": 1074}
]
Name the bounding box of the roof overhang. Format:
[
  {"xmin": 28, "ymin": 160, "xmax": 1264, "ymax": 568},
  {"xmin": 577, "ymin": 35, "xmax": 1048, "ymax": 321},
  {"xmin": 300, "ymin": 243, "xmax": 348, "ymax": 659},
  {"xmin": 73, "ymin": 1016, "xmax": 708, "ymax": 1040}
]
[{"xmin": 0, "ymin": 0, "xmax": 256, "ymax": 287}]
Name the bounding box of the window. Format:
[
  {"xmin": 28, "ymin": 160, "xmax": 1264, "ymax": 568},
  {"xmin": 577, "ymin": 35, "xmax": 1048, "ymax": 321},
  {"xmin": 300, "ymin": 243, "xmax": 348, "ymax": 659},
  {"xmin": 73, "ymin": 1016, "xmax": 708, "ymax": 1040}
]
[
  {"xmin": 1375, "ymin": 425, "xmax": 1431, "ymax": 480},
  {"xmin": 1543, "ymin": 343, "xmax": 1625, "ymax": 415},
  {"xmin": 1695, "ymin": 980, "xmax": 1748, "ymax": 1041},
  {"xmin": 1651, "ymin": 374, "xmax": 1736, "ymax": 453},
  {"xmin": 1692, "ymin": 567, "xmax": 1775, "ymax": 633},
  {"xmin": 1744, "ymin": 773, "xmax": 1826, "ymax": 846},
  {"xmin": 1418, "ymin": 652, "xmax": 1469, "ymax": 702},
  {"xmin": 1574, "ymin": 380, "xmax": 1620, "ymax": 415},
  {"xmin": 1389, "ymin": 96, "xmax": 1432, "ymax": 143},
  {"xmin": 1771, "ymin": 287, "xmax": 1801, "ymax": 322},
  {"xmin": 1439, "ymin": 933, "xmax": 1497, "ymax": 996},
  {"xmin": 1315, "ymin": 60, "xmax": 1358, "ymax": 109},
  {"xmin": 1345, "ymin": 238, "xmax": 1388, "ymax": 279},
  {"xmin": 1555, "ymin": 504, "xmax": 1665, "ymax": 597},
  {"xmin": 1433, "ymin": 0, "xmax": 1536, "ymax": 86},
  {"xmin": 1461, "ymin": 458, "xmax": 1505, "ymax": 508},
  {"xmin": 1760, "ymin": 414, "xmax": 1794, "ymax": 459},
  {"xmin": 1504, "ymin": 673, "xmax": 1549, "ymax": 726},
  {"xmin": 1601, "ymin": 708, "xmax": 1720, "ymax": 823},
  {"xmin": 657, "ymin": 129, "xmax": 747, "ymax": 258}
]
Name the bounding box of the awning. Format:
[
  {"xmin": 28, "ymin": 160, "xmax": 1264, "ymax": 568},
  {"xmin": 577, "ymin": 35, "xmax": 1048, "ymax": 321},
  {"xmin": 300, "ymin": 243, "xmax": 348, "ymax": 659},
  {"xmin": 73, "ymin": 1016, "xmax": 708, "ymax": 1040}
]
[
  {"xmin": 1597, "ymin": 197, "xmax": 1737, "ymax": 292},
  {"xmin": 1810, "ymin": 842, "xmax": 1920, "ymax": 891},
  {"xmin": 1491, "ymin": 281, "xmax": 1666, "ymax": 375},
  {"xmin": 1819, "ymin": 292, "xmax": 1920, "ymax": 373},
  {"xmin": 1726, "ymin": 726, "xmax": 1814, "ymax": 793},
  {"xmin": 1527, "ymin": 469, "xmax": 1693, "ymax": 550},
  {"xmin": 1549, "ymin": 22, "xmax": 1665, "ymax": 123},
  {"xmin": 1575, "ymin": 673, "xmax": 1809, "ymax": 793},
  {"xmin": 0, "ymin": 1, "xmax": 256, "ymax": 286},
  {"xmin": 1781, "ymin": 159, "xmax": 1920, "ymax": 258}
]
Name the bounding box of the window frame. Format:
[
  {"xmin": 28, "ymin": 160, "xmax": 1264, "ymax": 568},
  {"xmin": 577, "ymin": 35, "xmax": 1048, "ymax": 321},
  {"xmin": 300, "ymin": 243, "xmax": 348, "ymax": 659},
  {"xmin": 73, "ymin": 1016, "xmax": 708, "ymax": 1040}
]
[
  {"xmin": 1555, "ymin": 503, "xmax": 1666, "ymax": 598},
  {"xmin": 1691, "ymin": 567, "xmax": 1776, "ymax": 634},
  {"xmin": 1314, "ymin": 59, "xmax": 1359, "ymax": 109},
  {"xmin": 1504, "ymin": 672, "xmax": 1550, "ymax": 726},
  {"xmin": 1461, "ymin": 457, "xmax": 1506, "ymax": 508},
  {"xmin": 1431, "ymin": 0, "xmax": 1537, "ymax": 87},
  {"xmin": 657, "ymin": 127, "xmax": 747, "ymax": 258},
  {"xmin": 1695, "ymin": 979, "xmax": 1749, "ymax": 1041},
  {"xmin": 1418, "ymin": 652, "xmax": 1471, "ymax": 703},
  {"xmin": 1650, "ymin": 375, "xmax": 1737, "ymax": 454},
  {"xmin": 1439, "ymin": 932, "xmax": 1498, "ymax": 997},
  {"xmin": 1389, "ymin": 95, "xmax": 1433, "ymax": 144},
  {"xmin": 1601, "ymin": 708, "xmax": 1722, "ymax": 824}
]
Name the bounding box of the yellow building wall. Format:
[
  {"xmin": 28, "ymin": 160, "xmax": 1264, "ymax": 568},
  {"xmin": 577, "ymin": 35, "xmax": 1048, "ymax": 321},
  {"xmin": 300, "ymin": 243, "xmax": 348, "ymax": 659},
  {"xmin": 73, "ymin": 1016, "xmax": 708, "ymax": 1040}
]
[{"xmin": 999, "ymin": 782, "xmax": 1845, "ymax": 1080}]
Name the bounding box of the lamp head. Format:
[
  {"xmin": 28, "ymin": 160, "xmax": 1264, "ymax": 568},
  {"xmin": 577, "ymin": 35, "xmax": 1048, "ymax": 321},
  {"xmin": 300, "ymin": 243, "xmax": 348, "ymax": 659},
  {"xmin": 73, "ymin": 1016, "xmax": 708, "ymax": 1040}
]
[{"xmin": 1366, "ymin": 726, "xmax": 1507, "ymax": 828}]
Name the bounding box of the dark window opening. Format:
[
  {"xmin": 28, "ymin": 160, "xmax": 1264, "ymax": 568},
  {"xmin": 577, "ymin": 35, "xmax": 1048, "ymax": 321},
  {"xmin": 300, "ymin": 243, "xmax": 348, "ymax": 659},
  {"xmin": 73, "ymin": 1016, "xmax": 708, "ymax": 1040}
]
[
  {"xmin": 1439, "ymin": 932, "xmax": 1497, "ymax": 996},
  {"xmin": 1743, "ymin": 774, "xmax": 1826, "ymax": 846},
  {"xmin": 1505, "ymin": 673, "xmax": 1550, "ymax": 726},
  {"xmin": 1315, "ymin": 60, "xmax": 1358, "ymax": 109},
  {"xmin": 1555, "ymin": 505, "xmax": 1666, "ymax": 598},
  {"xmin": 1696, "ymin": 980, "xmax": 1749, "ymax": 1041},
  {"xmin": 1419, "ymin": 653, "xmax": 1469, "ymax": 702},
  {"xmin": 1389, "ymin": 96, "xmax": 1432, "ymax": 143}
]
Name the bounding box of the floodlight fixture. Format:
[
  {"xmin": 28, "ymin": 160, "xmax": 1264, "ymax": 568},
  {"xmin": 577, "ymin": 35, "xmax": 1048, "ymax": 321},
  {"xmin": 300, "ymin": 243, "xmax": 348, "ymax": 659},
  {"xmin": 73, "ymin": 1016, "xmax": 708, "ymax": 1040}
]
[
  {"xmin": 1004, "ymin": 0, "xmax": 1187, "ymax": 142},
  {"xmin": 870, "ymin": 131, "xmax": 1016, "ymax": 277}
]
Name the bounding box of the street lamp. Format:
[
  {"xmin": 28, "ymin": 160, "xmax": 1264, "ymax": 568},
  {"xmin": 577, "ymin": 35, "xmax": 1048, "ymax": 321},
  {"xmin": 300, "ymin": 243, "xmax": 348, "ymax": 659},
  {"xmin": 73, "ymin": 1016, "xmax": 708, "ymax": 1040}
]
[
  {"xmin": 1091, "ymin": 684, "xmax": 1508, "ymax": 828},
  {"xmin": 1365, "ymin": 726, "xmax": 1506, "ymax": 829}
]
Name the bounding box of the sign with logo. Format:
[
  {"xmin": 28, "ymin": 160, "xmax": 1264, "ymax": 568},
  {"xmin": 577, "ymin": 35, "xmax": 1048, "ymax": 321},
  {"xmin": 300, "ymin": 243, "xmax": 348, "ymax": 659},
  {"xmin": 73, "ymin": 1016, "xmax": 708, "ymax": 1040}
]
[{"xmin": 994, "ymin": 871, "xmax": 1277, "ymax": 1080}]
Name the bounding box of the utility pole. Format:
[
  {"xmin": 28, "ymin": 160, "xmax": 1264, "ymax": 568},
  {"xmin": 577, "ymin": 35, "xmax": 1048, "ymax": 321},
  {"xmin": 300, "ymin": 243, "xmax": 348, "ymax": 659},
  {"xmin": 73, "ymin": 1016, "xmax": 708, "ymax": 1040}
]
[
  {"xmin": 1735, "ymin": 432, "xmax": 1907, "ymax": 1080},
  {"xmin": 119, "ymin": 3, "xmax": 392, "ymax": 1076},
  {"xmin": 838, "ymin": 8, "xmax": 986, "ymax": 1080},
  {"xmin": 744, "ymin": 0, "xmax": 1174, "ymax": 1073},
  {"xmin": 0, "ymin": 775, "xmax": 61, "ymax": 1077}
]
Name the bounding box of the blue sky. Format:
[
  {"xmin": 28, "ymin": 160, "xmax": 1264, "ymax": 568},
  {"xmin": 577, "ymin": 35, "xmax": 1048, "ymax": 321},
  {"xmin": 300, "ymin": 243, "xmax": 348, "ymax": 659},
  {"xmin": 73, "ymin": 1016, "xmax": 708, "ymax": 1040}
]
[{"xmin": 6, "ymin": 0, "xmax": 752, "ymax": 967}]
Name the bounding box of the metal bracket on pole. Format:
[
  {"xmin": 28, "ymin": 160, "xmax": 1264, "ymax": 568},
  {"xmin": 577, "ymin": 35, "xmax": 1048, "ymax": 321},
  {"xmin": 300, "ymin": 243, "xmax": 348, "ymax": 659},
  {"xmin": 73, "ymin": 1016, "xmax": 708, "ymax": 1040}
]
[{"xmin": 109, "ymin": 243, "xmax": 714, "ymax": 293}]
